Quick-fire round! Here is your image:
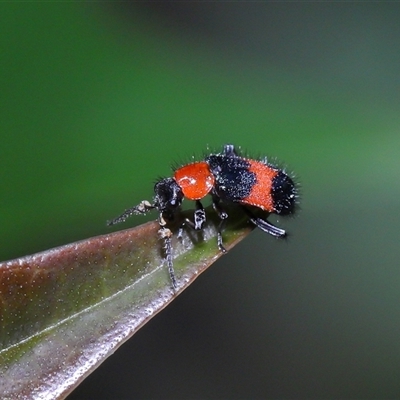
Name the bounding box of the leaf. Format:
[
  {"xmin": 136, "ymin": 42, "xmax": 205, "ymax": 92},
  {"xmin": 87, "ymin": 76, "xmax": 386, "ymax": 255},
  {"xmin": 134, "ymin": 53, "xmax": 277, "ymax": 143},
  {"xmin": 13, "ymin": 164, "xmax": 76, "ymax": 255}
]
[{"xmin": 0, "ymin": 207, "xmax": 253, "ymax": 399}]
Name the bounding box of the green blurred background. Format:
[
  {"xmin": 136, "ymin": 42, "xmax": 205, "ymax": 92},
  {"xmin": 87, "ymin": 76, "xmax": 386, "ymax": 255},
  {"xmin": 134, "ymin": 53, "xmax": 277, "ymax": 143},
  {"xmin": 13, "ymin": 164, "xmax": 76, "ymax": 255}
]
[{"xmin": 1, "ymin": 3, "xmax": 400, "ymax": 398}]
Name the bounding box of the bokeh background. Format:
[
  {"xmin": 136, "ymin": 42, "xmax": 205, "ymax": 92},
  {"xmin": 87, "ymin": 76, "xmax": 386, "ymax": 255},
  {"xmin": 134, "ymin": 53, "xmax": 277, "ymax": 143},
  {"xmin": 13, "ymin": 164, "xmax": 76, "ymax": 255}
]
[{"xmin": 1, "ymin": 3, "xmax": 400, "ymax": 399}]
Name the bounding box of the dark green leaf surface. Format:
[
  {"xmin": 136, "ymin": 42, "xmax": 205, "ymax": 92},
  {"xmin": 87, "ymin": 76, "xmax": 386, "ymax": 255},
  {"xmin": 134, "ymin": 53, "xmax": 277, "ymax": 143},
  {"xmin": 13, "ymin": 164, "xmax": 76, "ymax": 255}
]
[{"xmin": 0, "ymin": 208, "xmax": 252, "ymax": 399}]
